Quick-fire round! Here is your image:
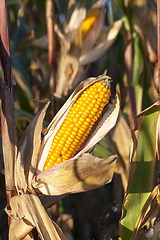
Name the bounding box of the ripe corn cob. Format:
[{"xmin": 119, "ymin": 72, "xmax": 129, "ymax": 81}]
[
  {"xmin": 81, "ymin": 9, "xmax": 100, "ymax": 40},
  {"xmin": 43, "ymin": 81, "xmax": 111, "ymax": 170}
]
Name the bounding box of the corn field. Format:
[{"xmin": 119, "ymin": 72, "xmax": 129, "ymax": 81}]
[{"xmin": 0, "ymin": 0, "xmax": 159, "ymax": 239}]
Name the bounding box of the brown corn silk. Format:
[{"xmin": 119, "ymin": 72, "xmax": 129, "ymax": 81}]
[{"xmin": 43, "ymin": 80, "xmax": 111, "ymax": 170}]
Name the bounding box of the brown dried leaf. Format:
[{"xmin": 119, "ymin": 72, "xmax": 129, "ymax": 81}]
[
  {"xmin": 130, "ymin": 186, "xmax": 160, "ymax": 240},
  {"xmin": 65, "ymin": 3, "xmax": 86, "ymax": 48},
  {"xmin": 1, "ymin": 82, "xmax": 17, "ymax": 190},
  {"xmin": 80, "ymin": 19, "xmax": 122, "ymax": 66},
  {"xmin": 107, "ymin": 111, "xmax": 132, "ymax": 191},
  {"xmin": 32, "ymin": 154, "xmax": 117, "ymax": 195},
  {"xmin": 15, "ymin": 100, "xmax": 50, "ymax": 194},
  {"xmin": 55, "ymin": 27, "xmax": 82, "ymax": 98},
  {"xmin": 5, "ymin": 194, "xmax": 67, "ymax": 240}
]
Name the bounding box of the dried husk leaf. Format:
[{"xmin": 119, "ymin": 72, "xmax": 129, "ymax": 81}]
[
  {"xmin": 5, "ymin": 194, "xmax": 67, "ymax": 240},
  {"xmin": 107, "ymin": 111, "xmax": 132, "ymax": 192},
  {"xmin": 65, "ymin": 3, "xmax": 86, "ymax": 49},
  {"xmin": 55, "ymin": 26, "xmax": 82, "ymax": 98},
  {"xmin": 32, "ymin": 154, "xmax": 117, "ymax": 195},
  {"xmin": 15, "ymin": 100, "xmax": 50, "ymax": 194},
  {"xmin": 37, "ymin": 72, "xmax": 112, "ymax": 173},
  {"xmin": 81, "ymin": 1, "xmax": 105, "ymax": 54},
  {"xmin": 130, "ymin": 186, "xmax": 160, "ymax": 240},
  {"xmin": 79, "ymin": 19, "xmax": 123, "ymax": 66},
  {"xmin": 1, "ymin": 82, "xmax": 17, "ymax": 190}
]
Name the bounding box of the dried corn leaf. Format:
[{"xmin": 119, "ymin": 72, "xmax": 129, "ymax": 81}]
[
  {"xmin": 1, "ymin": 82, "xmax": 17, "ymax": 190},
  {"xmin": 55, "ymin": 27, "xmax": 82, "ymax": 98},
  {"xmin": 5, "ymin": 194, "xmax": 67, "ymax": 240},
  {"xmin": 79, "ymin": 19, "xmax": 122, "ymax": 66},
  {"xmin": 15, "ymin": 99, "xmax": 50, "ymax": 194},
  {"xmin": 131, "ymin": 186, "xmax": 160, "ymax": 240},
  {"xmin": 32, "ymin": 154, "xmax": 117, "ymax": 195},
  {"xmin": 65, "ymin": 2, "xmax": 86, "ymax": 48},
  {"xmin": 107, "ymin": 111, "xmax": 132, "ymax": 191}
]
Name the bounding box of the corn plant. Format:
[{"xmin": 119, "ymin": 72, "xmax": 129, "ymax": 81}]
[{"xmin": 0, "ymin": 0, "xmax": 160, "ymax": 239}]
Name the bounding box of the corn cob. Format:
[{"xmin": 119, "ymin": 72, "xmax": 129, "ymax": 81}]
[
  {"xmin": 43, "ymin": 81, "xmax": 111, "ymax": 171},
  {"xmin": 81, "ymin": 9, "xmax": 100, "ymax": 40}
]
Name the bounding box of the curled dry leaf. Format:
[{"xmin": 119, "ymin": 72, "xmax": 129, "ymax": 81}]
[
  {"xmin": 130, "ymin": 186, "xmax": 160, "ymax": 240},
  {"xmin": 15, "ymin": 99, "xmax": 50, "ymax": 194},
  {"xmin": 106, "ymin": 111, "xmax": 132, "ymax": 192},
  {"xmin": 32, "ymin": 154, "xmax": 117, "ymax": 195},
  {"xmin": 5, "ymin": 194, "xmax": 67, "ymax": 240}
]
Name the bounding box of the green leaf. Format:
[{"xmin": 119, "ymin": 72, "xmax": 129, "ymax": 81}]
[
  {"xmin": 120, "ymin": 103, "xmax": 160, "ymax": 239},
  {"xmin": 6, "ymin": 0, "xmax": 19, "ymax": 5},
  {"xmin": 132, "ymin": 32, "xmax": 144, "ymax": 86}
]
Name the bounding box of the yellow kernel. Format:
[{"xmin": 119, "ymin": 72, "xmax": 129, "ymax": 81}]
[
  {"xmin": 93, "ymin": 107, "xmax": 98, "ymax": 112},
  {"xmin": 103, "ymin": 98, "xmax": 108, "ymax": 102},
  {"xmin": 84, "ymin": 121, "xmax": 90, "ymax": 126},
  {"xmin": 86, "ymin": 118, "xmax": 91, "ymax": 122}
]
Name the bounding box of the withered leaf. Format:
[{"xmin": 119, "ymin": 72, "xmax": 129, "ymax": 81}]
[
  {"xmin": 32, "ymin": 154, "xmax": 117, "ymax": 195},
  {"xmin": 80, "ymin": 19, "xmax": 122, "ymax": 66},
  {"xmin": 5, "ymin": 194, "xmax": 67, "ymax": 240},
  {"xmin": 15, "ymin": 100, "xmax": 50, "ymax": 194}
]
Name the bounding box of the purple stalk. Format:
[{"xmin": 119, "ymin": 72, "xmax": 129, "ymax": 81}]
[
  {"xmin": 124, "ymin": 28, "xmax": 137, "ymax": 130},
  {"xmin": 0, "ymin": 0, "xmax": 11, "ymax": 89},
  {"xmin": 0, "ymin": 0, "xmax": 16, "ymax": 227}
]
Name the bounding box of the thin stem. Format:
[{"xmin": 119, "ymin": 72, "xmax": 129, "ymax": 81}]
[
  {"xmin": 46, "ymin": 0, "xmax": 57, "ymax": 96},
  {"xmin": 0, "ymin": 0, "xmax": 11, "ymax": 89}
]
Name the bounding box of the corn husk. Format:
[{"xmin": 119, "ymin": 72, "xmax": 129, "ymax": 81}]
[
  {"xmin": 14, "ymin": 99, "xmax": 50, "ymax": 194},
  {"xmin": 79, "ymin": 19, "xmax": 123, "ymax": 66},
  {"xmin": 81, "ymin": 1, "xmax": 105, "ymax": 54},
  {"xmin": 31, "ymin": 72, "xmax": 120, "ymax": 195},
  {"xmin": 32, "ymin": 154, "xmax": 117, "ymax": 195},
  {"xmin": 36, "ymin": 71, "xmax": 120, "ymax": 173},
  {"xmin": 5, "ymin": 194, "xmax": 67, "ymax": 240}
]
